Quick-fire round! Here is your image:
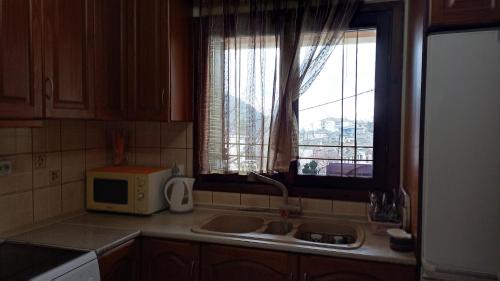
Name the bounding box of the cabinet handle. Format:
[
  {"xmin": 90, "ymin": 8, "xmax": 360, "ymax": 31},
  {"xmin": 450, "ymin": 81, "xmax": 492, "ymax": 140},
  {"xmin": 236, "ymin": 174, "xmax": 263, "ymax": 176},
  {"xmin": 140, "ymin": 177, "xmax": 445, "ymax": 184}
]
[
  {"xmin": 491, "ymin": 0, "xmax": 496, "ymax": 9},
  {"xmin": 303, "ymin": 272, "xmax": 308, "ymax": 281},
  {"xmin": 288, "ymin": 272, "xmax": 294, "ymax": 281},
  {"xmin": 190, "ymin": 260, "xmax": 195, "ymax": 278},
  {"xmin": 161, "ymin": 88, "xmax": 166, "ymax": 105},
  {"xmin": 45, "ymin": 78, "xmax": 54, "ymax": 99},
  {"xmin": 447, "ymin": 0, "xmax": 455, "ymax": 7}
]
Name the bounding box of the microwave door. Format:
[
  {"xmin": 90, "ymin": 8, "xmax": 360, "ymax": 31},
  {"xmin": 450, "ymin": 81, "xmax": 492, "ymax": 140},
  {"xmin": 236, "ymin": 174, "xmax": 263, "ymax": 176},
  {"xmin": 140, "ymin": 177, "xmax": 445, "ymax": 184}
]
[{"xmin": 87, "ymin": 176, "xmax": 135, "ymax": 213}]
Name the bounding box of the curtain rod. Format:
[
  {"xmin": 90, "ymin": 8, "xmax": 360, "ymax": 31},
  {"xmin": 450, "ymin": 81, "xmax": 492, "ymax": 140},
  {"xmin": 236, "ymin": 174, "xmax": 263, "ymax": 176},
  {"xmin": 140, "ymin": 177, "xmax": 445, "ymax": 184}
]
[{"xmin": 192, "ymin": 0, "xmax": 401, "ymax": 17}]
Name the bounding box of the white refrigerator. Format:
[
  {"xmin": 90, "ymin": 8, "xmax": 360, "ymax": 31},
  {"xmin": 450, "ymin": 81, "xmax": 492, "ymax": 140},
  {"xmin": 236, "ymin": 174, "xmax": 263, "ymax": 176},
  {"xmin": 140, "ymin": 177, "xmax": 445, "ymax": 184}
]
[{"xmin": 422, "ymin": 29, "xmax": 500, "ymax": 280}]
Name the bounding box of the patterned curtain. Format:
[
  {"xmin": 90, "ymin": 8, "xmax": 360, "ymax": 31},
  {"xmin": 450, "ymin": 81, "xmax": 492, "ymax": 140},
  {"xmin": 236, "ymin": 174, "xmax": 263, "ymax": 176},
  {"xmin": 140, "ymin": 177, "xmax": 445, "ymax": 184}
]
[{"xmin": 196, "ymin": 0, "xmax": 359, "ymax": 174}]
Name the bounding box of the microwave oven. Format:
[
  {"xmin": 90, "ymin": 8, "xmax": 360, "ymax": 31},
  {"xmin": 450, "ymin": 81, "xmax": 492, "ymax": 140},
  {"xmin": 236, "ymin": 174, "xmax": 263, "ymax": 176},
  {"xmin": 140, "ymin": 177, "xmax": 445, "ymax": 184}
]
[{"xmin": 86, "ymin": 166, "xmax": 171, "ymax": 215}]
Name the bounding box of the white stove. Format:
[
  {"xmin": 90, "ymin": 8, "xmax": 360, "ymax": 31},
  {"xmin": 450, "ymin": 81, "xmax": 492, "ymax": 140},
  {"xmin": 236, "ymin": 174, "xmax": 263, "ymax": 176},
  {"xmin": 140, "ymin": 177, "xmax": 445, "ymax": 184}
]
[{"xmin": 0, "ymin": 241, "xmax": 100, "ymax": 281}]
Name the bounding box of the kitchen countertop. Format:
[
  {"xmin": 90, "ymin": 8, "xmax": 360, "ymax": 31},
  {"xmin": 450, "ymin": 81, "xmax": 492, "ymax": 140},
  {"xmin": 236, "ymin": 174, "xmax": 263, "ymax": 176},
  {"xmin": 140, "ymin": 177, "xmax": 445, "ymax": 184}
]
[{"xmin": 7, "ymin": 207, "xmax": 416, "ymax": 265}]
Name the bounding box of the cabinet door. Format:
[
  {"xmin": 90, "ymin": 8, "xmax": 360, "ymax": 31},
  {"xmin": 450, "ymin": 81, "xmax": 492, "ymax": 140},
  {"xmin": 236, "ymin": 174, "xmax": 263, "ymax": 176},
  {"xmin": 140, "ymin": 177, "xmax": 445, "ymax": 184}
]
[
  {"xmin": 142, "ymin": 238, "xmax": 199, "ymax": 281},
  {"xmin": 429, "ymin": 0, "xmax": 500, "ymax": 27},
  {"xmin": 0, "ymin": 0, "xmax": 43, "ymax": 119},
  {"xmin": 300, "ymin": 255, "xmax": 416, "ymax": 281},
  {"xmin": 94, "ymin": 0, "xmax": 127, "ymax": 120},
  {"xmin": 99, "ymin": 239, "xmax": 140, "ymax": 281},
  {"xmin": 128, "ymin": 0, "xmax": 168, "ymax": 121},
  {"xmin": 43, "ymin": 0, "xmax": 95, "ymax": 119},
  {"xmin": 201, "ymin": 244, "xmax": 298, "ymax": 281},
  {"xmin": 168, "ymin": 0, "xmax": 193, "ymax": 121}
]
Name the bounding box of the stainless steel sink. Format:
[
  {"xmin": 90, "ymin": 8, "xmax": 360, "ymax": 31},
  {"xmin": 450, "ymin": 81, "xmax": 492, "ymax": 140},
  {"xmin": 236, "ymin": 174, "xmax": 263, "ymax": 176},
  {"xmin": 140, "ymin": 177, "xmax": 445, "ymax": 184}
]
[
  {"xmin": 263, "ymin": 221, "xmax": 293, "ymax": 235},
  {"xmin": 294, "ymin": 222, "xmax": 361, "ymax": 248},
  {"xmin": 192, "ymin": 213, "xmax": 365, "ymax": 249},
  {"xmin": 198, "ymin": 215, "xmax": 265, "ymax": 233}
]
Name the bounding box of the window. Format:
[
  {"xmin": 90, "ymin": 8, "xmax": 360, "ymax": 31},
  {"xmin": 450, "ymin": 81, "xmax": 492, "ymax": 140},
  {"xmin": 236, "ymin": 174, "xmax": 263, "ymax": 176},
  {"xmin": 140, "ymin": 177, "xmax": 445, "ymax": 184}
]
[
  {"xmin": 298, "ymin": 29, "xmax": 376, "ymax": 178},
  {"xmin": 196, "ymin": 4, "xmax": 402, "ymax": 198}
]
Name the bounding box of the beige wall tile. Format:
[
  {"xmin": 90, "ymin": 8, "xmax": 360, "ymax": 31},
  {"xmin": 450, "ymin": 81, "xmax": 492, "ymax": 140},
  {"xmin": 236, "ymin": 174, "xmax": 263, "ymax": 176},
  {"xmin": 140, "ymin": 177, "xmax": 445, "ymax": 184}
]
[
  {"xmin": 14, "ymin": 128, "xmax": 32, "ymax": 154},
  {"xmin": 241, "ymin": 194, "xmax": 270, "ymax": 208},
  {"xmin": 332, "ymin": 200, "xmax": 366, "ymax": 217},
  {"xmin": 0, "ymin": 128, "xmax": 32, "ymax": 155},
  {"xmin": 61, "ymin": 150, "xmax": 85, "ymax": 183},
  {"xmin": 0, "ymin": 129, "xmax": 15, "ymax": 155},
  {"xmin": 161, "ymin": 148, "xmax": 187, "ymax": 172},
  {"xmin": 212, "ymin": 192, "xmax": 240, "ymax": 206},
  {"xmin": 33, "ymin": 120, "xmax": 61, "ymax": 152},
  {"xmin": 107, "ymin": 121, "xmax": 135, "ymax": 148},
  {"xmin": 34, "ymin": 185, "xmax": 62, "ymax": 222},
  {"xmin": 271, "ymin": 196, "xmax": 332, "ymax": 213},
  {"xmin": 86, "ymin": 149, "xmax": 107, "ymax": 170},
  {"xmin": 136, "ymin": 122, "xmax": 161, "ymax": 147},
  {"xmin": 186, "ymin": 122, "xmax": 193, "ymax": 149},
  {"xmin": 85, "ymin": 121, "xmax": 106, "ymax": 149},
  {"xmin": 161, "ymin": 122, "xmax": 187, "ymax": 148},
  {"xmin": 302, "ymin": 198, "xmax": 332, "ymax": 213},
  {"xmin": 124, "ymin": 150, "xmax": 136, "ymax": 166},
  {"xmin": 135, "ymin": 148, "xmax": 161, "ymax": 167},
  {"xmin": 62, "ymin": 181, "xmax": 85, "ymax": 214},
  {"xmin": 61, "ymin": 120, "xmax": 85, "ymax": 150},
  {"xmin": 33, "ymin": 152, "xmax": 61, "ymax": 188},
  {"xmin": 0, "ymin": 154, "xmax": 33, "ymax": 195},
  {"xmin": 0, "ymin": 191, "xmax": 33, "ymax": 233},
  {"xmin": 270, "ymin": 196, "xmax": 301, "ymax": 209},
  {"xmin": 186, "ymin": 149, "xmax": 193, "ymax": 177},
  {"xmin": 193, "ymin": 190, "xmax": 212, "ymax": 205}
]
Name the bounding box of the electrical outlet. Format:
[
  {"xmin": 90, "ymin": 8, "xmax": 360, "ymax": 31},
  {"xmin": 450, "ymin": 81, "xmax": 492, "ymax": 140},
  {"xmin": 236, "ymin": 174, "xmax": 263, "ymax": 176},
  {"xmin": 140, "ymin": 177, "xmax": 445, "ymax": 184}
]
[
  {"xmin": 34, "ymin": 154, "xmax": 47, "ymax": 169},
  {"xmin": 49, "ymin": 169, "xmax": 61, "ymax": 185},
  {"xmin": 0, "ymin": 160, "xmax": 12, "ymax": 176}
]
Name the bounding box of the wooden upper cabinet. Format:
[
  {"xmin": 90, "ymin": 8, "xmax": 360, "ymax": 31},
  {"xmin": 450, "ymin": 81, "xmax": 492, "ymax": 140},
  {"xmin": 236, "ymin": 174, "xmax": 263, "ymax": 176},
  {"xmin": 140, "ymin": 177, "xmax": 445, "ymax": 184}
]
[
  {"xmin": 201, "ymin": 244, "xmax": 298, "ymax": 281},
  {"xmin": 168, "ymin": 0, "xmax": 193, "ymax": 121},
  {"xmin": 429, "ymin": 0, "xmax": 500, "ymax": 28},
  {"xmin": 99, "ymin": 239, "xmax": 140, "ymax": 281},
  {"xmin": 142, "ymin": 238, "xmax": 199, "ymax": 281},
  {"xmin": 300, "ymin": 255, "xmax": 416, "ymax": 281},
  {"xmin": 128, "ymin": 0, "xmax": 167, "ymax": 121},
  {"xmin": 129, "ymin": 0, "xmax": 193, "ymax": 121},
  {"xmin": 0, "ymin": 0, "xmax": 43, "ymax": 119},
  {"xmin": 93, "ymin": 0, "xmax": 127, "ymax": 120},
  {"xmin": 43, "ymin": 0, "xmax": 95, "ymax": 119}
]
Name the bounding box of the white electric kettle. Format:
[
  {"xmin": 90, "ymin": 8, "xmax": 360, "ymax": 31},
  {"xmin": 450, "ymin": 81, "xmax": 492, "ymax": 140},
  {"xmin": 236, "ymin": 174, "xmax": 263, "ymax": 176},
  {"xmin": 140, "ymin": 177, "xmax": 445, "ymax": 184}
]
[{"xmin": 164, "ymin": 177, "xmax": 195, "ymax": 213}]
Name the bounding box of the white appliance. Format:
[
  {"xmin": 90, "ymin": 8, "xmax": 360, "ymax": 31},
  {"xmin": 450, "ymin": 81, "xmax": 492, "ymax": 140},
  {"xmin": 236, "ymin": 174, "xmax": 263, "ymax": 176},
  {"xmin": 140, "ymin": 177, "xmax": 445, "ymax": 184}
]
[
  {"xmin": 87, "ymin": 166, "xmax": 172, "ymax": 215},
  {"xmin": 422, "ymin": 29, "xmax": 500, "ymax": 280},
  {"xmin": 0, "ymin": 241, "xmax": 100, "ymax": 281},
  {"xmin": 164, "ymin": 177, "xmax": 195, "ymax": 213}
]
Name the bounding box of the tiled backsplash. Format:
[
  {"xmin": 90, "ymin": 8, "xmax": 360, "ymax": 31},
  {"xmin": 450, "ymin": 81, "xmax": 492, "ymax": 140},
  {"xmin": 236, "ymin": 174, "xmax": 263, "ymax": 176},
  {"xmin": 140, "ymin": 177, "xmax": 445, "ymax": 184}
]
[
  {"xmin": 0, "ymin": 120, "xmax": 366, "ymax": 234},
  {"xmin": 108, "ymin": 121, "xmax": 193, "ymax": 175},
  {"xmin": 0, "ymin": 120, "xmax": 107, "ymax": 234},
  {"xmin": 0, "ymin": 120, "xmax": 194, "ymax": 234},
  {"xmin": 194, "ymin": 190, "xmax": 368, "ymax": 217}
]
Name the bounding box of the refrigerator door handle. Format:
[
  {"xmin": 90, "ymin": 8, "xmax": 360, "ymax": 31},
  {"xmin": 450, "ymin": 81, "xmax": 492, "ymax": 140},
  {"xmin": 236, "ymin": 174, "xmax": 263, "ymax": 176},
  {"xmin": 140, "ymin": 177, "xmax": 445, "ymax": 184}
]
[{"xmin": 422, "ymin": 259, "xmax": 499, "ymax": 281}]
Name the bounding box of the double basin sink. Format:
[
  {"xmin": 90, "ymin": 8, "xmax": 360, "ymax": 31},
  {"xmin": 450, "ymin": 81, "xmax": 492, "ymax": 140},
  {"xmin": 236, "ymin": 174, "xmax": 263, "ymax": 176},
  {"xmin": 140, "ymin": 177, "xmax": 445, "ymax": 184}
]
[{"xmin": 191, "ymin": 213, "xmax": 365, "ymax": 249}]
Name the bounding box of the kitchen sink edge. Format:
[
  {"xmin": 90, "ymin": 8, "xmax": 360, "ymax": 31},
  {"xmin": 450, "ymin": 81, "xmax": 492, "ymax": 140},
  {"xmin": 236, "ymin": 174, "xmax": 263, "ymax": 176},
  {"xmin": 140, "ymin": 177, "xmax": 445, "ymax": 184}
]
[{"xmin": 191, "ymin": 213, "xmax": 366, "ymax": 250}]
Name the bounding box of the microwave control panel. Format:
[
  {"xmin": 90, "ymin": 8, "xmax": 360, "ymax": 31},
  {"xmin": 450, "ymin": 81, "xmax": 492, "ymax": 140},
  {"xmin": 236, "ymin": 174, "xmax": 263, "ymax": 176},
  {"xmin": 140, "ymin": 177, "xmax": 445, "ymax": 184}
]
[{"xmin": 135, "ymin": 175, "xmax": 148, "ymax": 213}]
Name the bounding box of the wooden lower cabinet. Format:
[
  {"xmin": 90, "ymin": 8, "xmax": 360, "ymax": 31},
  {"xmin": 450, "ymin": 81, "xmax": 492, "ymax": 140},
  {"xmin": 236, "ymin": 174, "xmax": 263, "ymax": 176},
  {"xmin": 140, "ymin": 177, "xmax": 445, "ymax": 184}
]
[
  {"xmin": 300, "ymin": 255, "xmax": 416, "ymax": 281},
  {"xmin": 142, "ymin": 238, "xmax": 200, "ymax": 281},
  {"xmin": 101, "ymin": 238, "xmax": 415, "ymax": 281},
  {"xmin": 201, "ymin": 244, "xmax": 298, "ymax": 281},
  {"xmin": 98, "ymin": 239, "xmax": 140, "ymax": 281}
]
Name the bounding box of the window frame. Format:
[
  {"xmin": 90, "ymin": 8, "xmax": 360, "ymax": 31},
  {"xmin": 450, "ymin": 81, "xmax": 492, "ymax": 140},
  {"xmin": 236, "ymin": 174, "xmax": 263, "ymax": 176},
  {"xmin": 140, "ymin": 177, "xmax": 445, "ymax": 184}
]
[{"xmin": 193, "ymin": 2, "xmax": 403, "ymax": 202}]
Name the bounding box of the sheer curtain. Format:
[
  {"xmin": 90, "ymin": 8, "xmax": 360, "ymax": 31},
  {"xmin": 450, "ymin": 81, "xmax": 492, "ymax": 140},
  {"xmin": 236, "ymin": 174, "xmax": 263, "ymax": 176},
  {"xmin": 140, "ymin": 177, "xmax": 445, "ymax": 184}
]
[{"xmin": 196, "ymin": 0, "xmax": 359, "ymax": 175}]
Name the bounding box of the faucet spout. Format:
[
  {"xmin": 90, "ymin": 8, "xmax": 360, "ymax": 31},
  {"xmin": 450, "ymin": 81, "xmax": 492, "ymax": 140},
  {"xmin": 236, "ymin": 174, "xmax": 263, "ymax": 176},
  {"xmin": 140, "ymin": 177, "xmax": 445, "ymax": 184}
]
[{"xmin": 247, "ymin": 172, "xmax": 301, "ymax": 215}]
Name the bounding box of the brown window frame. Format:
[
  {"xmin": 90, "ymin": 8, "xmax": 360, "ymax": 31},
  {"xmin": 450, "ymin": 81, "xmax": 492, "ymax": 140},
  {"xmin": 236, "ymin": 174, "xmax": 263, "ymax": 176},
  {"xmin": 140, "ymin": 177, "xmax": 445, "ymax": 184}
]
[{"xmin": 193, "ymin": 2, "xmax": 403, "ymax": 202}]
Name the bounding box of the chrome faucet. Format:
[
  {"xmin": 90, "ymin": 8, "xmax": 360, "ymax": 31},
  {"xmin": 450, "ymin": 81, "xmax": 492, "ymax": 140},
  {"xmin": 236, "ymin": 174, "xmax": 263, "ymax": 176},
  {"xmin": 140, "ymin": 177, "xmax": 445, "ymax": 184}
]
[{"xmin": 247, "ymin": 172, "xmax": 302, "ymax": 216}]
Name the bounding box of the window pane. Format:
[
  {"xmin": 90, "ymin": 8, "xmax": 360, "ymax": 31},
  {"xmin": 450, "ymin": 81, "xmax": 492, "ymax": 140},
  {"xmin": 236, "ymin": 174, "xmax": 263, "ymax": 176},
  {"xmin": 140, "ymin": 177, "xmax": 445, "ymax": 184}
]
[{"xmin": 298, "ymin": 29, "xmax": 376, "ymax": 178}]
